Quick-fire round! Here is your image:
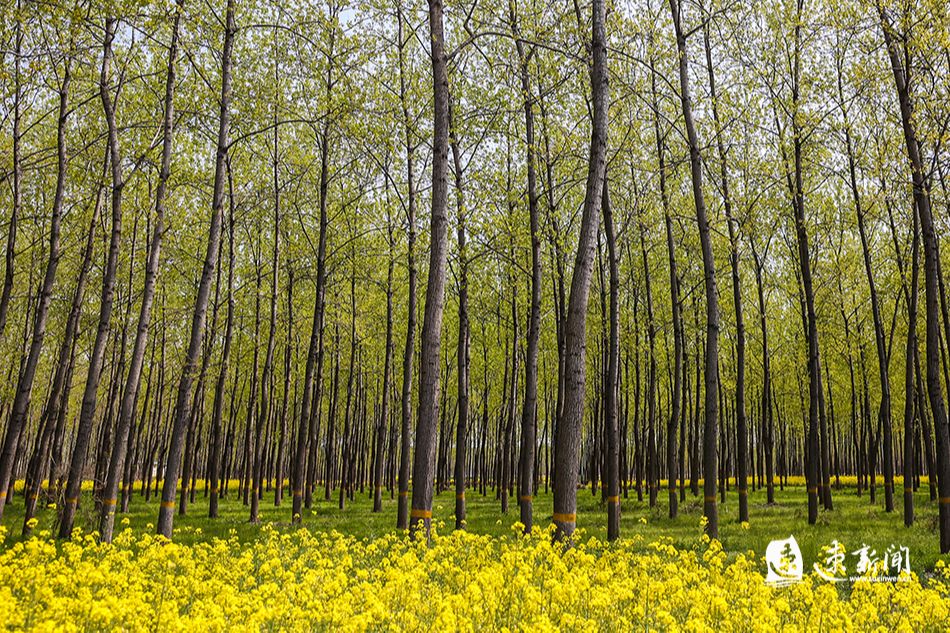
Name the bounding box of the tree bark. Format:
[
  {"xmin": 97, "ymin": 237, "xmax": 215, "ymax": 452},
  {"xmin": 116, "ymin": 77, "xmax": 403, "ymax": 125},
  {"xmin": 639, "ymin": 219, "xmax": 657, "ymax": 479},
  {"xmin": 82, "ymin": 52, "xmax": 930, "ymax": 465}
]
[
  {"xmin": 449, "ymin": 97, "xmax": 469, "ymax": 529},
  {"xmin": 603, "ymin": 179, "xmax": 621, "ymax": 539},
  {"xmin": 703, "ymin": 17, "xmax": 747, "ymax": 522},
  {"xmin": 0, "ymin": 54, "xmax": 70, "ymax": 524},
  {"xmin": 408, "ymin": 0, "xmax": 451, "ymax": 540},
  {"xmin": 157, "ymin": 0, "xmax": 234, "ymax": 538},
  {"xmin": 374, "ymin": 229, "xmax": 395, "ymax": 513},
  {"xmin": 59, "ymin": 19, "xmax": 125, "ymax": 538},
  {"xmin": 552, "ymin": 0, "xmax": 608, "ymax": 541},
  {"xmin": 509, "ymin": 0, "xmax": 542, "ymax": 535},
  {"xmin": 880, "ymin": 8, "xmax": 950, "ymax": 552},
  {"xmin": 396, "ymin": 3, "xmax": 418, "ymax": 530},
  {"xmin": 209, "ymin": 160, "xmax": 237, "ymax": 518},
  {"xmin": 101, "ymin": 2, "xmax": 183, "ymax": 541},
  {"xmin": 669, "ymin": 0, "xmax": 720, "ymax": 537},
  {"xmin": 0, "ymin": 0, "xmax": 23, "ymax": 338}
]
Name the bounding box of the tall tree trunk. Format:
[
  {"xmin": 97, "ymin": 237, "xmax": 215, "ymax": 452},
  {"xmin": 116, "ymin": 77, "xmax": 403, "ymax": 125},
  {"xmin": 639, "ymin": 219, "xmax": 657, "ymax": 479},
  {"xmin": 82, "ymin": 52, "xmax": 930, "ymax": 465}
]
[
  {"xmin": 0, "ymin": 0, "xmax": 23, "ymax": 338},
  {"xmin": 650, "ymin": 58, "xmax": 681, "ymax": 520},
  {"xmin": 837, "ymin": 58, "xmax": 893, "ymax": 513},
  {"xmin": 251, "ymin": 87, "xmax": 282, "ymax": 523},
  {"xmin": 669, "ymin": 0, "xmax": 720, "ymax": 537},
  {"xmin": 374, "ymin": 228, "xmax": 395, "ymax": 513},
  {"xmin": 903, "ymin": 211, "xmax": 920, "ymax": 524},
  {"xmin": 339, "ymin": 272, "xmax": 358, "ymax": 510},
  {"xmin": 408, "ymin": 0, "xmax": 451, "ymax": 539},
  {"xmin": 157, "ymin": 0, "xmax": 234, "ymax": 538},
  {"xmin": 101, "ymin": 2, "xmax": 183, "ymax": 541},
  {"xmin": 509, "ymin": 0, "xmax": 542, "ymax": 535},
  {"xmin": 703, "ymin": 17, "xmax": 747, "ymax": 523},
  {"xmin": 603, "ymin": 180, "xmax": 621, "ymax": 539},
  {"xmin": 209, "ymin": 160, "xmax": 236, "ymax": 518},
  {"xmin": 59, "ymin": 19, "xmax": 125, "ymax": 538},
  {"xmin": 449, "ymin": 98, "xmax": 469, "ymax": 529},
  {"xmin": 292, "ymin": 51, "xmax": 332, "ymax": 516},
  {"xmin": 750, "ymin": 239, "xmax": 775, "ymax": 504},
  {"xmin": 777, "ymin": 0, "xmax": 823, "ymax": 524},
  {"xmin": 0, "ymin": 55, "xmax": 70, "ymax": 523},
  {"xmin": 638, "ymin": 219, "xmax": 659, "ymax": 509},
  {"xmin": 880, "ymin": 9, "xmax": 950, "ymax": 552},
  {"xmin": 396, "ymin": 3, "xmax": 418, "ymax": 530},
  {"xmin": 552, "ymin": 0, "xmax": 608, "ymax": 541}
]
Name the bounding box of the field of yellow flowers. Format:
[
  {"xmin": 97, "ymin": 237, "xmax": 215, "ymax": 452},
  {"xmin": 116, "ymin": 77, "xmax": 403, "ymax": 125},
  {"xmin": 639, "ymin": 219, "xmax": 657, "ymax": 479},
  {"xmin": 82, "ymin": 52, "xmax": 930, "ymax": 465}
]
[{"xmin": 1, "ymin": 520, "xmax": 948, "ymax": 632}]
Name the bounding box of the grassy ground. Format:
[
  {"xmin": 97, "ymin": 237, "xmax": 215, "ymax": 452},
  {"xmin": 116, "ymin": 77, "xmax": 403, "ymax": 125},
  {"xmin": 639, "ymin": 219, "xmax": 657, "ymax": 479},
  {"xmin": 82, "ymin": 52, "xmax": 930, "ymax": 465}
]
[{"xmin": 2, "ymin": 478, "xmax": 947, "ymax": 572}]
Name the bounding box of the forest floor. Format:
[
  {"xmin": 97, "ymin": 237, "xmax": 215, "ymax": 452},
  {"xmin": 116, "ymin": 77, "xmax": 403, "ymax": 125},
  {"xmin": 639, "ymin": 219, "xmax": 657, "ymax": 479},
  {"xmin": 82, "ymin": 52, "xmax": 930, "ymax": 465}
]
[{"xmin": 1, "ymin": 478, "xmax": 946, "ymax": 572}]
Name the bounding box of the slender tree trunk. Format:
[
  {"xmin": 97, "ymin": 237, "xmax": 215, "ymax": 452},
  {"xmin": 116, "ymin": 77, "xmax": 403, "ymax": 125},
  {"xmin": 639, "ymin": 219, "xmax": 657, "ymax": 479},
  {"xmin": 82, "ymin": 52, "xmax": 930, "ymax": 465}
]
[
  {"xmin": 603, "ymin": 180, "xmax": 621, "ymax": 540},
  {"xmin": 338, "ymin": 273, "xmax": 358, "ymax": 510},
  {"xmin": 552, "ymin": 0, "xmax": 608, "ymax": 541},
  {"xmin": 750, "ymin": 241, "xmax": 775, "ymax": 504},
  {"xmin": 0, "ymin": 55, "xmax": 70, "ymax": 524},
  {"xmin": 209, "ymin": 162, "xmax": 236, "ymax": 518},
  {"xmin": 157, "ymin": 0, "xmax": 234, "ymax": 538},
  {"xmin": 669, "ymin": 0, "xmax": 720, "ymax": 537},
  {"xmin": 251, "ymin": 100, "xmax": 281, "ymax": 524},
  {"xmin": 880, "ymin": 10, "xmax": 950, "ymax": 552},
  {"xmin": 374, "ymin": 232, "xmax": 395, "ymax": 513},
  {"xmin": 649, "ymin": 61, "xmax": 682, "ymax": 519},
  {"xmin": 292, "ymin": 75, "xmax": 332, "ymax": 517},
  {"xmin": 59, "ymin": 20, "xmax": 125, "ymax": 538},
  {"xmin": 101, "ymin": 2, "xmax": 183, "ymax": 541},
  {"xmin": 837, "ymin": 63, "xmax": 893, "ymax": 513},
  {"xmin": 396, "ymin": 3, "xmax": 418, "ymax": 530},
  {"xmin": 509, "ymin": 0, "xmax": 541, "ymax": 535},
  {"xmin": 904, "ymin": 212, "xmax": 920, "ymax": 524},
  {"xmin": 0, "ymin": 0, "xmax": 23, "ymax": 338},
  {"xmin": 408, "ymin": 0, "xmax": 451, "ymax": 540},
  {"xmin": 448, "ymin": 98, "xmax": 469, "ymax": 529},
  {"xmin": 703, "ymin": 18, "xmax": 747, "ymax": 522}
]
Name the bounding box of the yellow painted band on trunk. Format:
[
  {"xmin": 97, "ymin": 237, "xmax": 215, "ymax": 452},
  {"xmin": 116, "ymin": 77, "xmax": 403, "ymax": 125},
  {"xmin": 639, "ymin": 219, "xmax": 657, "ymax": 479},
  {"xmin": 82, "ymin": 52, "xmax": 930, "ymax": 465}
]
[
  {"xmin": 456, "ymin": 493, "xmax": 465, "ymax": 500},
  {"xmin": 102, "ymin": 498, "xmax": 116, "ymax": 506},
  {"xmin": 410, "ymin": 508, "xmax": 432, "ymax": 519},
  {"xmin": 607, "ymin": 495, "xmax": 620, "ymax": 503},
  {"xmin": 398, "ymin": 491, "xmax": 408, "ymax": 497},
  {"xmin": 160, "ymin": 501, "xmax": 175, "ymax": 509},
  {"xmin": 519, "ymin": 495, "xmax": 532, "ymax": 502},
  {"xmin": 704, "ymin": 496, "xmax": 717, "ymax": 503},
  {"xmin": 552, "ymin": 512, "xmax": 576, "ymax": 523}
]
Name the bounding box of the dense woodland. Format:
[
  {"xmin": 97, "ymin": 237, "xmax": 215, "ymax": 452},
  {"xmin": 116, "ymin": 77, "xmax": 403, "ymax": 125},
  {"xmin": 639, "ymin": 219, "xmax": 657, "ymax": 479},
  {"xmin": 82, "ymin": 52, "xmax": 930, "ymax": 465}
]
[{"xmin": 1, "ymin": 0, "xmax": 949, "ymax": 554}]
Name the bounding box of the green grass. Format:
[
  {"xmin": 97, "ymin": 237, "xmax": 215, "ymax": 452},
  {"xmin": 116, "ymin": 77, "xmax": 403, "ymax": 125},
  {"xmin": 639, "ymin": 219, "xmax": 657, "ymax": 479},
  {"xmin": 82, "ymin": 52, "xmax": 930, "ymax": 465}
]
[{"xmin": 2, "ymin": 479, "xmax": 948, "ymax": 573}]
